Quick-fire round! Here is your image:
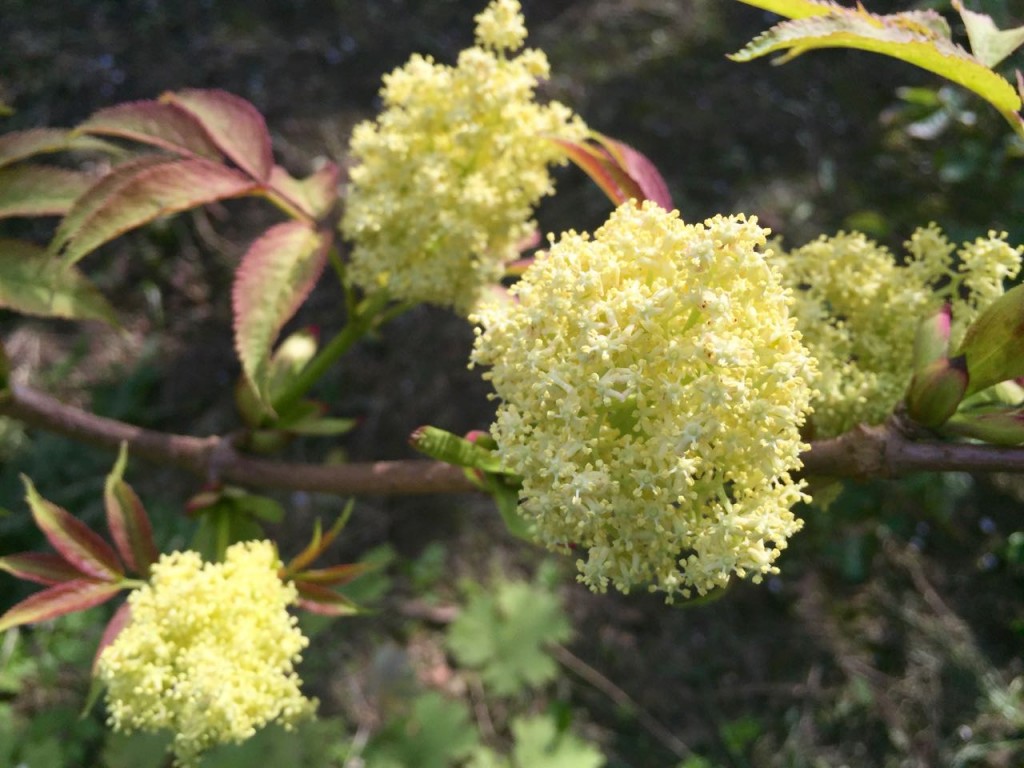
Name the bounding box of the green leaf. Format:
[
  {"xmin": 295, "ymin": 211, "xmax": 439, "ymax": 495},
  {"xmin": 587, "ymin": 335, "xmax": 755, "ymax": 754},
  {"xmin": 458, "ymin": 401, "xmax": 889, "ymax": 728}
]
[
  {"xmin": 0, "ymin": 239, "xmax": 117, "ymax": 323},
  {"xmin": 0, "ymin": 165, "xmax": 92, "ymax": 218},
  {"xmin": 285, "ymin": 502, "xmax": 354, "ymax": 575},
  {"xmin": 945, "ymin": 408, "xmax": 1024, "ymax": 445},
  {"xmin": 22, "ymin": 475, "xmax": 123, "ymax": 580},
  {"xmin": 905, "ymin": 357, "xmax": 968, "ymax": 428},
  {"xmin": 508, "ymin": 715, "xmax": 605, "ymax": 768},
  {"xmin": 446, "ymin": 577, "xmax": 571, "ymax": 697},
  {"xmin": 52, "ymin": 156, "xmax": 257, "ymax": 266},
  {"xmin": 729, "ymin": 6, "xmax": 1022, "ymax": 128},
  {"xmin": 0, "ymin": 128, "xmax": 120, "ymax": 170},
  {"xmin": 232, "ymin": 221, "xmax": 330, "ymax": 409},
  {"xmin": 103, "ymin": 443, "xmax": 159, "ymax": 575},
  {"xmin": 161, "ymin": 89, "xmax": 274, "ymax": 182},
  {"xmin": 77, "ymin": 99, "xmax": 223, "ymax": 159},
  {"xmin": 954, "ymin": 0, "xmax": 1024, "ymax": 68},
  {"xmin": 0, "ymin": 552, "xmax": 86, "ymax": 585},
  {"xmin": 409, "ymin": 426, "xmax": 506, "ymax": 474},
  {"xmin": 0, "ymin": 579, "xmax": 122, "ymax": 633},
  {"xmin": 957, "ymin": 282, "xmax": 1024, "ymax": 396},
  {"xmin": 367, "ymin": 692, "xmax": 479, "ymax": 768}
]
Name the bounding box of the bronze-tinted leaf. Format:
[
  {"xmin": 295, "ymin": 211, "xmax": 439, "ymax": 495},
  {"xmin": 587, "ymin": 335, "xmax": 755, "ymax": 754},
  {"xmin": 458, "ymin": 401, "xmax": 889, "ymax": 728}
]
[
  {"xmin": 22, "ymin": 475, "xmax": 124, "ymax": 580},
  {"xmin": 0, "ymin": 579, "xmax": 123, "ymax": 633},
  {"xmin": 91, "ymin": 600, "xmax": 132, "ymax": 673},
  {"xmin": 285, "ymin": 502, "xmax": 354, "ymax": 575},
  {"xmin": 267, "ymin": 163, "xmax": 340, "ymax": 220},
  {"xmin": 78, "ymin": 100, "xmax": 223, "ymax": 159},
  {"xmin": 0, "ymin": 239, "xmax": 118, "ymax": 323},
  {"xmin": 590, "ymin": 134, "xmax": 674, "ymax": 211},
  {"xmin": 54, "ymin": 157, "xmax": 257, "ymax": 265},
  {"xmin": 0, "ymin": 128, "xmax": 120, "ymax": 170},
  {"xmin": 162, "ymin": 89, "xmax": 274, "ymax": 182},
  {"xmin": 295, "ymin": 581, "xmax": 359, "ymax": 616},
  {"xmin": 0, "ymin": 165, "xmax": 92, "ymax": 218},
  {"xmin": 232, "ymin": 221, "xmax": 330, "ymax": 407},
  {"xmin": 0, "ymin": 551, "xmax": 86, "ymax": 585},
  {"xmin": 103, "ymin": 443, "xmax": 159, "ymax": 576},
  {"xmin": 291, "ymin": 562, "xmax": 370, "ymax": 586}
]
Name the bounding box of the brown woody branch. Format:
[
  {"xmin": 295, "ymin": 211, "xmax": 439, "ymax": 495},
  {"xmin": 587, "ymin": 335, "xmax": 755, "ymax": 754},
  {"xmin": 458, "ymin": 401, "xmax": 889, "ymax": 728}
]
[{"xmin": 3, "ymin": 383, "xmax": 1024, "ymax": 496}]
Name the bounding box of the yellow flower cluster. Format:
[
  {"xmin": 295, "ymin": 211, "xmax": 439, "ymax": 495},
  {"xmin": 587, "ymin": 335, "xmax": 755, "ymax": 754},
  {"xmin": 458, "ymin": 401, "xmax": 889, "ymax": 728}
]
[
  {"xmin": 472, "ymin": 201, "xmax": 814, "ymax": 598},
  {"xmin": 96, "ymin": 541, "xmax": 314, "ymax": 767},
  {"xmin": 341, "ymin": 0, "xmax": 588, "ymax": 315},
  {"xmin": 775, "ymin": 225, "xmax": 1022, "ymax": 437}
]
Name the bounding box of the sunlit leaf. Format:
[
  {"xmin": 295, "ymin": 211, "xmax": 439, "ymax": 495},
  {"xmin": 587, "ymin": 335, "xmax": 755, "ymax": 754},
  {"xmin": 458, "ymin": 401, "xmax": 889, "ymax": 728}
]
[
  {"xmin": 267, "ymin": 163, "xmax": 341, "ymax": 220},
  {"xmin": 553, "ymin": 138, "xmax": 644, "ymax": 207},
  {"xmin": 409, "ymin": 425, "xmax": 505, "ymax": 474},
  {"xmin": 733, "ymin": 0, "xmax": 842, "ymax": 19},
  {"xmin": 508, "ymin": 715, "xmax": 605, "ymax": 768},
  {"xmin": 0, "ymin": 127, "xmax": 121, "ymax": 169},
  {"xmin": 729, "ymin": 7, "xmax": 1022, "ymax": 126},
  {"xmin": 0, "ymin": 579, "xmax": 122, "ymax": 633},
  {"xmin": 957, "ymin": 282, "xmax": 1024, "ymax": 396},
  {"xmin": 590, "ymin": 133, "xmax": 673, "ymax": 210},
  {"xmin": 53, "ymin": 156, "xmax": 256, "ymax": 265},
  {"xmin": 104, "ymin": 443, "xmax": 159, "ymax": 576},
  {"xmin": 0, "ymin": 239, "xmax": 117, "ymax": 323},
  {"xmin": 161, "ymin": 89, "xmax": 274, "ymax": 182},
  {"xmin": 22, "ymin": 475, "xmax": 124, "ymax": 580},
  {"xmin": 954, "ymin": 0, "xmax": 1024, "ymax": 68},
  {"xmin": 0, "ymin": 552, "xmax": 86, "ymax": 585},
  {"xmin": 0, "ymin": 165, "xmax": 91, "ymax": 218},
  {"xmin": 77, "ymin": 99, "xmax": 223, "ymax": 159},
  {"xmin": 91, "ymin": 600, "xmax": 131, "ymax": 673},
  {"xmin": 232, "ymin": 221, "xmax": 330, "ymax": 406}
]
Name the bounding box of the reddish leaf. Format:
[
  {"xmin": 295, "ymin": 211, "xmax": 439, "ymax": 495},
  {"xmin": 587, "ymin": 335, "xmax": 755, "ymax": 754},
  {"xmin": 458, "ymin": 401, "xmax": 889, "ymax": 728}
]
[
  {"xmin": 22, "ymin": 475, "xmax": 124, "ymax": 580},
  {"xmin": 162, "ymin": 89, "xmax": 273, "ymax": 182},
  {"xmin": 77, "ymin": 100, "xmax": 223, "ymax": 159},
  {"xmin": 54, "ymin": 157, "xmax": 257, "ymax": 266},
  {"xmin": 591, "ymin": 133, "xmax": 674, "ymax": 210},
  {"xmin": 285, "ymin": 503, "xmax": 354, "ymax": 575},
  {"xmin": 267, "ymin": 163, "xmax": 340, "ymax": 220},
  {"xmin": 0, "ymin": 552, "xmax": 86, "ymax": 585},
  {"xmin": 232, "ymin": 221, "xmax": 330, "ymax": 405},
  {"xmin": 0, "ymin": 579, "xmax": 123, "ymax": 633},
  {"xmin": 0, "ymin": 165, "xmax": 92, "ymax": 218},
  {"xmin": 0, "ymin": 239, "xmax": 118, "ymax": 323},
  {"xmin": 92, "ymin": 601, "xmax": 132, "ymax": 673},
  {"xmin": 292, "ymin": 562, "xmax": 370, "ymax": 586},
  {"xmin": 0, "ymin": 128, "xmax": 120, "ymax": 170},
  {"xmin": 295, "ymin": 582, "xmax": 359, "ymax": 616},
  {"xmin": 552, "ymin": 138, "xmax": 640, "ymax": 206},
  {"xmin": 104, "ymin": 444, "xmax": 158, "ymax": 576}
]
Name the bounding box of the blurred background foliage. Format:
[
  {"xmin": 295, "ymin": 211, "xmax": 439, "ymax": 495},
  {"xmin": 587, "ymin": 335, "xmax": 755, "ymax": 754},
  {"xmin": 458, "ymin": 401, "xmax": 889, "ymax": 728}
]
[{"xmin": 2, "ymin": 0, "xmax": 1024, "ymax": 765}]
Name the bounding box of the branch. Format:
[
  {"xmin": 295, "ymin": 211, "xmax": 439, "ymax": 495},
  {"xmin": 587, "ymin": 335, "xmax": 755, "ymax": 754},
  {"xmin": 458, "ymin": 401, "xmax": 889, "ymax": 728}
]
[{"xmin": 4, "ymin": 383, "xmax": 1024, "ymax": 497}]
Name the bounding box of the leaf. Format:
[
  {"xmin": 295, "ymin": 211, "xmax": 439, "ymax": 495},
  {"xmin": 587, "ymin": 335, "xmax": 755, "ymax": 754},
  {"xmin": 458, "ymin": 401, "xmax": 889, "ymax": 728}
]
[
  {"xmin": 104, "ymin": 443, "xmax": 159, "ymax": 576},
  {"xmin": 291, "ymin": 563, "xmax": 370, "ymax": 586},
  {"xmin": 0, "ymin": 128, "xmax": 121, "ymax": 170},
  {"xmin": 729, "ymin": 7, "xmax": 1022, "ymax": 125},
  {"xmin": 733, "ymin": 0, "xmax": 842, "ymax": 19},
  {"xmin": 590, "ymin": 133, "xmax": 674, "ymax": 210},
  {"xmin": 91, "ymin": 601, "xmax": 131, "ymax": 673},
  {"xmin": 77, "ymin": 100, "xmax": 223, "ymax": 159},
  {"xmin": 0, "ymin": 579, "xmax": 123, "ymax": 633},
  {"xmin": 0, "ymin": 552, "xmax": 86, "ymax": 585},
  {"xmin": 954, "ymin": 0, "xmax": 1024, "ymax": 69},
  {"xmin": 945, "ymin": 408, "xmax": 1024, "ymax": 445},
  {"xmin": 0, "ymin": 239, "xmax": 117, "ymax": 323},
  {"xmin": 446, "ymin": 578, "xmax": 571, "ymax": 696},
  {"xmin": 409, "ymin": 426, "xmax": 506, "ymax": 474},
  {"xmin": 957, "ymin": 283, "xmax": 1024, "ymax": 396},
  {"xmin": 294, "ymin": 581, "xmax": 360, "ymax": 616},
  {"xmin": 368, "ymin": 692, "xmax": 479, "ymax": 768},
  {"xmin": 22, "ymin": 475, "xmax": 124, "ymax": 580},
  {"xmin": 232, "ymin": 221, "xmax": 330, "ymax": 406},
  {"xmin": 509, "ymin": 716, "xmax": 605, "ymax": 768},
  {"xmin": 0, "ymin": 164, "xmax": 92, "ymax": 218},
  {"xmin": 267, "ymin": 163, "xmax": 340, "ymax": 220},
  {"xmin": 553, "ymin": 138, "xmax": 645, "ymax": 207},
  {"xmin": 53, "ymin": 156, "xmax": 257, "ymax": 265},
  {"xmin": 161, "ymin": 89, "xmax": 274, "ymax": 182},
  {"xmin": 285, "ymin": 502, "xmax": 354, "ymax": 575}
]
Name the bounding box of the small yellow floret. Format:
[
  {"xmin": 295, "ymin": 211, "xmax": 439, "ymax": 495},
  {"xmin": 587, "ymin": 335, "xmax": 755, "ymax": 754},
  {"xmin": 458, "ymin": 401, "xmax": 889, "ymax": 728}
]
[
  {"xmin": 341, "ymin": 0, "xmax": 588, "ymax": 315},
  {"xmin": 96, "ymin": 541, "xmax": 314, "ymax": 767},
  {"xmin": 472, "ymin": 201, "xmax": 814, "ymax": 599},
  {"xmin": 775, "ymin": 225, "xmax": 1023, "ymax": 437}
]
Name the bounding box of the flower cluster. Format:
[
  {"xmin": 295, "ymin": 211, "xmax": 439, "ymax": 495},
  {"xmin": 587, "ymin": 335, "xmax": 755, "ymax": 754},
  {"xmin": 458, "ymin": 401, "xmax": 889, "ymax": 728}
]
[
  {"xmin": 774, "ymin": 225, "xmax": 1023, "ymax": 437},
  {"xmin": 472, "ymin": 201, "xmax": 814, "ymax": 598},
  {"xmin": 96, "ymin": 540, "xmax": 314, "ymax": 767},
  {"xmin": 341, "ymin": 0, "xmax": 588, "ymax": 315}
]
